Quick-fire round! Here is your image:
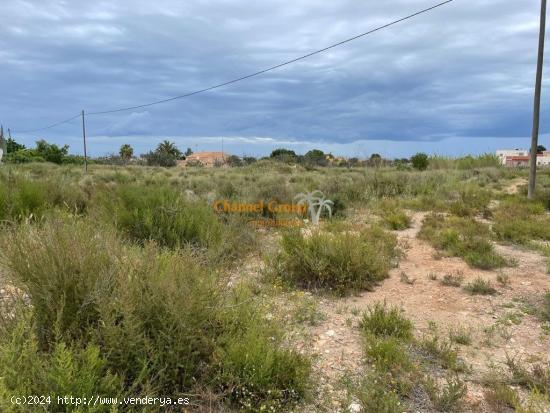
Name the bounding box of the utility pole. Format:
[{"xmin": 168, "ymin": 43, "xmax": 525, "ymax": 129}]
[
  {"xmin": 81, "ymin": 110, "xmax": 88, "ymax": 173},
  {"xmin": 0, "ymin": 125, "xmax": 4, "ymax": 164},
  {"xmin": 528, "ymin": 0, "xmax": 547, "ymax": 199}
]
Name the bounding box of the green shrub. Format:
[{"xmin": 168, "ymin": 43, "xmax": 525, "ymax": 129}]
[
  {"xmin": 448, "ymin": 326, "xmax": 472, "ymax": 345},
  {"xmin": 360, "ymin": 303, "xmax": 413, "ymax": 340},
  {"xmin": 0, "ymin": 217, "xmax": 120, "ymax": 348},
  {"xmin": 424, "ymin": 375, "xmax": 467, "ymax": 412},
  {"xmin": 463, "ymin": 277, "xmax": 497, "ymax": 295},
  {"xmin": 0, "ymin": 172, "xmax": 87, "ymax": 222},
  {"xmin": 364, "ymin": 336, "xmax": 413, "ymax": 373},
  {"xmin": 273, "ymin": 226, "xmax": 398, "ymax": 295},
  {"xmin": 109, "ymin": 184, "xmax": 223, "ymax": 249},
  {"xmin": 353, "ymin": 374, "xmax": 403, "ymax": 413},
  {"xmin": 98, "ymin": 243, "xmax": 221, "ymax": 393},
  {"xmin": 493, "ymin": 198, "xmax": 550, "ymax": 244},
  {"xmin": 419, "ymin": 334, "xmax": 466, "ymax": 373},
  {"xmin": 0, "ymin": 216, "xmax": 308, "ymax": 410},
  {"xmin": 0, "ymin": 319, "xmax": 122, "ymax": 413},
  {"xmin": 447, "ymin": 185, "xmax": 491, "ymax": 217},
  {"xmin": 383, "ymin": 210, "xmax": 411, "ymax": 230},
  {"xmin": 214, "ymin": 327, "xmax": 311, "ymax": 411},
  {"xmin": 352, "ymin": 304, "xmax": 415, "ymax": 411},
  {"xmin": 484, "ymin": 383, "xmax": 521, "ymax": 412},
  {"xmin": 411, "ymin": 153, "xmax": 429, "ymax": 171},
  {"xmin": 103, "ymin": 184, "xmax": 254, "ymax": 263},
  {"xmin": 506, "ymin": 355, "xmax": 550, "ymax": 396},
  {"xmin": 418, "ymin": 214, "xmax": 507, "ymax": 270},
  {"xmin": 375, "ymin": 199, "xmax": 411, "ymax": 230}
]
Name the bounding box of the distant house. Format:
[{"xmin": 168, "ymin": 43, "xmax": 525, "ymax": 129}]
[
  {"xmin": 178, "ymin": 151, "xmax": 228, "ymax": 167},
  {"xmin": 496, "ymin": 149, "xmax": 528, "ymax": 165},
  {"xmin": 505, "ymin": 156, "xmax": 530, "ymax": 168},
  {"xmin": 496, "ymin": 149, "xmax": 550, "ymax": 167}
]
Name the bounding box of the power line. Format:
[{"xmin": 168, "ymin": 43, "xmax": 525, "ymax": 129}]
[
  {"xmin": 88, "ymin": 0, "xmax": 453, "ymax": 115},
  {"xmin": 11, "ymin": 0, "xmax": 454, "ymax": 131},
  {"xmin": 12, "ymin": 113, "xmax": 81, "ymax": 134}
]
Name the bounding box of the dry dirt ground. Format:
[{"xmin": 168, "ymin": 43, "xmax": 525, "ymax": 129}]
[{"xmin": 288, "ymin": 208, "xmax": 550, "ymax": 412}]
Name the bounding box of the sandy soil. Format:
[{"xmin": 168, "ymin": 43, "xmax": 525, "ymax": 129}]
[{"xmin": 298, "ymin": 210, "xmax": 550, "ymax": 412}]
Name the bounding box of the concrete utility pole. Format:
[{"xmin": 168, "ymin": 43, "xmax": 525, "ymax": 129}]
[
  {"xmin": 528, "ymin": 0, "xmax": 547, "ymax": 199},
  {"xmin": 81, "ymin": 110, "xmax": 88, "ymax": 173}
]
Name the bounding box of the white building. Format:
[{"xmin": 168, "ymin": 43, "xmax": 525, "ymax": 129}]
[
  {"xmin": 496, "ymin": 149, "xmax": 528, "ymax": 165},
  {"xmin": 496, "ymin": 149, "xmax": 550, "ymax": 167},
  {"xmin": 537, "ymin": 152, "xmax": 550, "ymax": 166}
]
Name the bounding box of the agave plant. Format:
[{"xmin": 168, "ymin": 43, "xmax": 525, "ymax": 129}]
[{"xmin": 294, "ymin": 190, "xmax": 333, "ymax": 225}]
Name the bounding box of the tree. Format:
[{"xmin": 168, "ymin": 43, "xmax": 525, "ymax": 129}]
[
  {"xmin": 369, "ymin": 153, "xmax": 382, "ymax": 167},
  {"xmin": 270, "ymin": 148, "xmax": 298, "ymax": 163},
  {"xmin": 35, "ymin": 139, "xmax": 69, "ymax": 164},
  {"xmin": 226, "ymin": 155, "xmax": 242, "ymax": 167},
  {"xmin": 157, "ymin": 140, "xmax": 182, "ymax": 158},
  {"xmin": 304, "ymin": 149, "xmax": 327, "ymax": 166},
  {"xmin": 6, "ymin": 137, "xmax": 25, "ymax": 153},
  {"xmin": 537, "ymin": 145, "xmax": 547, "ymax": 153},
  {"xmin": 184, "ymin": 147, "xmax": 193, "ymax": 156},
  {"xmin": 119, "ymin": 144, "xmax": 134, "ymax": 161},
  {"xmin": 347, "ymin": 157, "xmax": 360, "ymax": 168},
  {"xmin": 242, "ymin": 156, "xmax": 257, "ymax": 165},
  {"xmin": 144, "ymin": 150, "xmax": 177, "ymax": 167},
  {"xmin": 144, "ymin": 141, "xmax": 182, "ymax": 167},
  {"xmin": 411, "ymin": 153, "xmax": 429, "ymax": 171},
  {"xmin": 145, "ymin": 141, "xmax": 182, "ymax": 167}
]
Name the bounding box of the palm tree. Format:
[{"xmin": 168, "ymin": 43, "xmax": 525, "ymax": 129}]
[
  {"xmin": 119, "ymin": 144, "xmax": 134, "ymax": 161},
  {"xmin": 294, "ymin": 190, "xmax": 333, "ymax": 225},
  {"xmin": 157, "ymin": 140, "xmax": 182, "ymax": 158}
]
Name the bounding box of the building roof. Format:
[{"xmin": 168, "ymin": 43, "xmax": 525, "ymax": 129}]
[
  {"xmin": 185, "ymin": 151, "xmax": 227, "ymax": 161},
  {"xmin": 507, "ymin": 156, "xmax": 529, "ymax": 161}
]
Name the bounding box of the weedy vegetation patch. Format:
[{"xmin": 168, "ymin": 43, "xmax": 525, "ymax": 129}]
[
  {"xmin": 418, "ymin": 213, "xmax": 508, "ymax": 270},
  {"xmin": 270, "ymin": 226, "xmax": 399, "ymax": 295}
]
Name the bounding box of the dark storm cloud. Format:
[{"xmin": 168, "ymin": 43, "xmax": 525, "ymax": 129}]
[{"xmin": 0, "ymin": 0, "xmax": 548, "ymax": 156}]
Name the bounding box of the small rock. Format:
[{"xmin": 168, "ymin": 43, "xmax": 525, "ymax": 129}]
[{"xmin": 348, "ymin": 400, "xmax": 362, "ymax": 413}]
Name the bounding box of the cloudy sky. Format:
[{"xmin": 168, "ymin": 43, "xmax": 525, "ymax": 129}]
[{"xmin": 1, "ymin": 0, "xmax": 548, "ymax": 158}]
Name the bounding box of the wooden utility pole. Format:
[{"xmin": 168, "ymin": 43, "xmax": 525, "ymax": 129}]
[
  {"xmin": 81, "ymin": 110, "xmax": 88, "ymax": 173},
  {"xmin": 528, "ymin": 0, "xmax": 547, "ymax": 199},
  {"xmin": 0, "ymin": 125, "xmax": 4, "ymax": 163}
]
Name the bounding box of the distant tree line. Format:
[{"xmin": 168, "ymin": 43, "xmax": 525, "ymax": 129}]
[
  {"xmin": 2, "ymin": 138, "xmax": 86, "ymax": 164},
  {"xmin": 2, "ymin": 137, "xmax": 437, "ymax": 171}
]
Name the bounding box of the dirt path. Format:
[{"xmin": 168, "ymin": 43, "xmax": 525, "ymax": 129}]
[
  {"xmin": 503, "ymin": 178, "xmax": 528, "ymax": 195},
  {"xmin": 299, "ymin": 211, "xmax": 550, "ymax": 412}
]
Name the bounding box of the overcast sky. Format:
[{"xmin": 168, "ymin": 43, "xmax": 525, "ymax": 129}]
[{"xmin": 1, "ymin": 0, "xmax": 549, "ymax": 157}]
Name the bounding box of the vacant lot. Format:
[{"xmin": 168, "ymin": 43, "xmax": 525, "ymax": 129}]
[{"xmin": 1, "ymin": 160, "xmax": 550, "ymax": 412}]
